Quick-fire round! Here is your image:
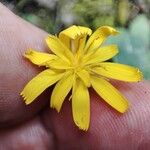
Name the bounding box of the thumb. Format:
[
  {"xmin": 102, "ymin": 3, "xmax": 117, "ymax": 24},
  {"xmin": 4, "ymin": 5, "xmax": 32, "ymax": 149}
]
[{"xmin": 0, "ymin": 3, "xmax": 49, "ymax": 127}]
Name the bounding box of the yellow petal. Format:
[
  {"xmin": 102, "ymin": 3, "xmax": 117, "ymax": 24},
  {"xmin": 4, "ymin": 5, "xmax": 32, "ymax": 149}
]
[
  {"xmin": 59, "ymin": 25, "xmax": 92, "ymax": 52},
  {"xmin": 76, "ymin": 69, "xmax": 91, "ymax": 87},
  {"xmin": 91, "ymin": 76, "xmax": 128, "ymax": 113},
  {"xmin": 51, "ymin": 71, "xmax": 74, "ymax": 112},
  {"xmin": 85, "ymin": 26, "xmax": 119, "ymax": 52},
  {"xmin": 24, "ymin": 49, "xmax": 57, "ymax": 66},
  {"xmin": 77, "ymin": 36, "xmax": 87, "ymax": 56},
  {"xmin": 83, "ymin": 45, "xmax": 118, "ymax": 65},
  {"xmin": 48, "ymin": 58, "xmax": 71, "ymax": 69},
  {"xmin": 20, "ymin": 69, "xmax": 64, "ymax": 104},
  {"xmin": 71, "ymin": 35, "xmax": 87, "ymax": 54},
  {"xmin": 93, "ymin": 62, "xmax": 143, "ymax": 82},
  {"xmin": 78, "ymin": 26, "xmax": 92, "ymax": 36},
  {"xmin": 46, "ymin": 35, "xmax": 74, "ymax": 63},
  {"xmin": 72, "ymin": 79, "xmax": 90, "ymax": 131},
  {"xmin": 59, "ymin": 25, "xmax": 92, "ymax": 41}
]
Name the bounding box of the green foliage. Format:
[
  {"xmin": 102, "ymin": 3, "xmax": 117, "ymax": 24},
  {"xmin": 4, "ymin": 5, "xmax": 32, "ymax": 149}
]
[
  {"xmin": 117, "ymin": 0, "xmax": 130, "ymax": 26},
  {"xmin": 73, "ymin": 0, "xmax": 115, "ymax": 29}
]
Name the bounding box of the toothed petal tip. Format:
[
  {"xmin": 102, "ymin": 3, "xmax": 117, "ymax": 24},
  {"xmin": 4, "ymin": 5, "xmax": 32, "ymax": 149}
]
[{"xmin": 76, "ymin": 123, "xmax": 89, "ymax": 131}]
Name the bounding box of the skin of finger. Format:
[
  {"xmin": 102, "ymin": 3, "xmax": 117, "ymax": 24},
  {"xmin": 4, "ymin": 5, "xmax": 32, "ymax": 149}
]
[
  {"xmin": 0, "ymin": 117, "xmax": 54, "ymax": 150},
  {"xmin": 42, "ymin": 81, "xmax": 150, "ymax": 150},
  {"xmin": 0, "ymin": 3, "xmax": 50, "ymax": 127}
]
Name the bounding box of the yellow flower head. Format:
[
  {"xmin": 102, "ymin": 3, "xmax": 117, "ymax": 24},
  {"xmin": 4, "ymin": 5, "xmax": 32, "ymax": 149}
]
[{"xmin": 21, "ymin": 25, "xmax": 143, "ymax": 131}]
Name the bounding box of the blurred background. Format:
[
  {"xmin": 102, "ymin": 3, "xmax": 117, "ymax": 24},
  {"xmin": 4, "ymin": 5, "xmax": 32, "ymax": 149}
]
[{"xmin": 1, "ymin": 0, "xmax": 150, "ymax": 79}]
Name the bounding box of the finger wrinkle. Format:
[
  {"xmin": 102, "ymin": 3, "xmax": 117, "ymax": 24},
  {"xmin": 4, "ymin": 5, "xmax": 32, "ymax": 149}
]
[
  {"xmin": 89, "ymin": 81, "xmax": 150, "ymax": 149},
  {"xmin": 40, "ymin": 108, "xmax": 60, "ymax": 150},
  {"xmin": 0, "ymin": 118, "xmax": 54, "ymax": 150},
  {"xmin": 45, "ymin": 81, "xmax": 150, "ymax": 149},
  {"xmin": 0, "ymin": 18, "xmax": 47, "ymax": 62}
]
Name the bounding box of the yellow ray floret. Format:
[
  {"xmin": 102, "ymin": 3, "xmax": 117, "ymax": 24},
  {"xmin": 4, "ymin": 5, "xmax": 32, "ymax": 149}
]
[
  {"xmin": 21, "ymin": 69, "xmax": 64, "ymax": 104},
  {"xmin": 83, "ymin": 45, "xmax": 119, "ymax": 65},
  {"xmin": 72, "ymin": 79, "xmax": 90, "ymax": 131},
  {"xmin": 21, "ymin": 25, "xmax": 143, "ymax": 131},
  {"xmin": 24, "ymin": 49, "xmax": 58, "ymax": 66},
  {"xmin": 91, "ymin": 76, "xmax": 128, "ymax": 113},
  {"xmin": 46, "ymin": 35, "xmax": 74, "ymax": 63},
  {"xmin": 84, "ymin": 26, "xmax": 119, "ymax": 52},
  {"xmin": 51, "ymin": 71, "xmax": 74, "ymax": 112},
  {"xmin": 92, "ymin": 62, "xmax": 142, "ymax": 82}
]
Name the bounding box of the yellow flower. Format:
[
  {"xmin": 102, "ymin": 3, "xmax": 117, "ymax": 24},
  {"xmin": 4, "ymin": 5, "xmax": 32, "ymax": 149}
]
[{"xmin": 21, "ymin": 25, "xmax": 143, "ymax": 131}]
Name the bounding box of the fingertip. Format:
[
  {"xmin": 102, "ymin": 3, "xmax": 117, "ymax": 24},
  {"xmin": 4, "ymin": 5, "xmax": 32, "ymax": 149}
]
[{"xmin": 43, "ymin": 81, "xmax": 150, "ymax": 149}]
